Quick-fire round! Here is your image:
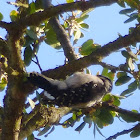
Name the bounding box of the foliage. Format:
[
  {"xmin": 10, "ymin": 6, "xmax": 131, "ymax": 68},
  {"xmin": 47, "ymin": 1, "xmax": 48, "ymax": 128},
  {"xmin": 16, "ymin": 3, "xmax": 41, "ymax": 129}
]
[{"xmin": 0, "ymin": 0, "xmax": 140, "ymax": 140}]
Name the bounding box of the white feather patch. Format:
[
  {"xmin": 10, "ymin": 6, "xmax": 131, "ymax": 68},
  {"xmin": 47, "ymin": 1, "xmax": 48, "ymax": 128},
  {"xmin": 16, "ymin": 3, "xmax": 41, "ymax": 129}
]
[{"xmin": 44, "ymin": 91, "xmax": 55, "ymax": 100}]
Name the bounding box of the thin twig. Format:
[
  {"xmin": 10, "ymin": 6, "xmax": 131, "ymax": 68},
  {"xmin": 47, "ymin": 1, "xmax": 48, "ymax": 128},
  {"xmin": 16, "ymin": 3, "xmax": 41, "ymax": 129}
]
[
  {"xmin": 32, "ymin": 55, "xmax": 42, "ymax": 72},
  {"xmin": 106, "ymin": 123, "xmax": 140, "ymax": 140}
]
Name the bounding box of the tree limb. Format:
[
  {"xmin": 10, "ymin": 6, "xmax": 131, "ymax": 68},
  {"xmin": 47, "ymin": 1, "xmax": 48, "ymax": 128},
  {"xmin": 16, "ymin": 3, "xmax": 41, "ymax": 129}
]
[
  {"xmin": 6, "ymin": 0, "xmax": 118, "ymax": 33},
  {"xmin": 19, "ymin": 104, "xmax": 72, "ymax": 139},
  {"xmin": 42, "ymin": 24, "xmax": 140, "ymax": 79},
  {"xmin": 49, "ymin": 17, "xmax": 77, "ymax": 61}
]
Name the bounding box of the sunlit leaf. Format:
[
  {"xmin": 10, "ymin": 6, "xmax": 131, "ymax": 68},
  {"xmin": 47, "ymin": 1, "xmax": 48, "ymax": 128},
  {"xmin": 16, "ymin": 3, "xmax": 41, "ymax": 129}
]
[
  {"xmin": 115, "ymin": 75, "xmax": 131, "ymax": 86},
  {"xmin": 117, "ymin": 72, "xmax": 127, "ymax": 78},
  {"xmin": 102, "ymin": 68, "xmax": 108, "ymax": 76},
  {"xmin": 66, "ymin": 0, "xmax": 74, "ymax": 3},
  {"xmin": 80, "ymin": 8, "xmax": 94, "ymax": 17},
  {"xmin": 76, "ymin": 15, "xmax": 89, "ymax": 23},
  {"xmin": 80, "ymin": 23, "xmax": 89, "ymax": 29},
  {"xmin": 128, "ymin": 57, "xmax": 135, "ymax": 71},
  {"xmin": 28, "ymin": 97, "xmax": 35, "ymax": 109},
  {"xmin": 74, "ymin": 30, "xmax": 81, "ymax": 42},
  {"xmin": 45, "ymin": 24, "xmax": 61, "ymax": 49},
  {"xmin": 0, "ymin": 77, "xmax": 7, "ymax": 91},
  {"xmin": 0, "ymin": 13, "xmax": 3, "ymax": 21},
  {"xmin": 79, "ymin": 39, "xmax": 101, "ymax": 56},
  {"xmin": 107, "ymin": 72, "xmax": 115, "ymax": 81},
  {"xmin": 29, "ymin": 2, "xmax": 36, "ymax": 14},
  {"xmin": 10, "ymin": 10, "xmax": 19, "ymax": 21}
]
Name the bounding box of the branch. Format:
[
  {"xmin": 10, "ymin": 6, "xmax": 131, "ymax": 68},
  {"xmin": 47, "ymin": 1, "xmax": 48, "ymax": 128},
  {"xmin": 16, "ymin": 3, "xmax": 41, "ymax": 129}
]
[
  {"xmin": 102, "ymin": 102, "xmax": 140, "ymax": 121},
  {"xmin": 14, "ymin": 0, "xmax": 118, "ymax": 29},
  {"xmin": 19, "ymin": 104, "xmax": 72, "ymax": 139},
  {"xmin": 98, "ymin": 62, "xmax": 131, "ymax": 73},
  {"xmin": 49, "ymin": 17, "xmax": 77, "ymax": 61},
  {"xmin": 106, "ymin": 123, "xmax": 140, "ymax": 140},
  {"xmin": 42, "ymin": 24, "xmax": 140, "ymax": 79},
  {"xmin": 0, "ymin": 21, "xmax": 10, "ymax": 30}
]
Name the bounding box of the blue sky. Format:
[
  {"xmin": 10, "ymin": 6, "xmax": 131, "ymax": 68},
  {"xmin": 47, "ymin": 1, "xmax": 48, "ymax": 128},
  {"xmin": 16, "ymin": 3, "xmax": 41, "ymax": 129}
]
[{"xmin": 0, "ymin": 1, "xmax": 140, "ymax": 140}]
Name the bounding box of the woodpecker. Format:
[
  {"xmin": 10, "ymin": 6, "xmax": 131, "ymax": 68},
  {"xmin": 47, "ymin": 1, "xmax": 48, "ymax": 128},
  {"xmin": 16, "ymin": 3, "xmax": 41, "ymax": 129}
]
[{"xmin": 28, "ymin": 72, "xmax": 112, "ymax": 108}]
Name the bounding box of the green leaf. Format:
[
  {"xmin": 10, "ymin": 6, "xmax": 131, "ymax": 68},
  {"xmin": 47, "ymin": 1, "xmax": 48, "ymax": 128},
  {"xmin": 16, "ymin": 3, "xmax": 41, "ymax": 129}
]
[
  {"xmin": 76, "ymin": 15, "xmax": 89, "ymax": 23},
  {"xmin": 24, "ymin": 36, "xmax": 34, "ymax": 47},
  {"xmin": 26, "ymin": 29, "xmax": 38, "ymax": 40},
  {"xmin": 94, "ymin": 123, "xmax": 105, "ymax": 138},
  {"xmin": 117, "ymin": 72, "xmax": 127, "ymax": 78},
  {"xmin": 102, "ymin": 94, "xmax": 112, "ymax": 102},
  {"xmin": 44, "ymin": 126, "xmax": 55, "ymax": 137},
  {"xmin": 66, "ymin": 0, "xmax": 74, "ymax": 3},
  {"xmin": 24, "ymin": 46, "xmax": 33, "ymax": 66},
  {"xmin": 130, "ymin": 129, "xmax": 140, "ymax": 138},
  {"xmin": 45, "ymin": 24, "xmax": 61, "ymax": 49},
  {"xmin": 107, "ymin": 72, "xmax": 115, "ymax": 81},
  {"xmin": 80, "ymin": 8, "xmax": 94, "ymax": 17},
  {"xmin": 80, "ymin": 23, "xmax": 89, "ymax": 29},
  {"xmin": 102, "ymin": 68, "xmax": 108, "ymax": 76},
  {"xmin": 10, "ymin": 10, "xmax": 19, "ymax": 21},
  {"xmin": 37, "ymin": 125, "xmax": 51, "ymax": 136},
  {"xmin": 128, "ymin": 57, "xmax": 135, "ymax": 71},
  {"xmin": 29, "ymin": 2, "xmax": 36, "ymax": 14},
  {"xmin": 62, "ymin": 117, "xmax": 76, "ymax": 128},
  {"xmin": 121, "ymin": 80, "xmax": 137, "ymax": 96},
  {"xmin": 115, "ymin": 75, "xmax": 131, "ymax": 86},
  {"xmin": 121, "ymin": 50, "xmax": 130, "ymax": 58},
  {"xmin": 28, "ymin": 97, "xmax": 35, "ymax": 109},
  {"xmin": 83, "ymin": 116, "xmax": 92, "ymax": 125},
  {"xmin": 102, "ymin": 94, "xmax": 120, "ymax": 106},
  {"xmin": 35, "ymin": 0, "xmax": 43, "ymax": 10},
  {"xmin": 112, "ymin": 96, "xmax": 121, "ymax": 106},
  {"xmin": 0, "ymin": 77, "xmax": 7, "ymax": 91},
  {"xmin": 119, "ymin": 8, "xmax": 136, "ymax": 14},
  {"xmin": 74, "ymin": 30, "xmax": 81, "ymax": 42},
  {"xmin": 98, "ymin": 109, "xmax": 114, "ymax": 125},
  {"xmin": 0, "ymin": 13, "xmax": 3, "ymax": 21},
  {"xmin": 75, "ymin": 122, "xmax": 86, "ymax": 132},
  {"xmin": 124, "ymin": 13, "xmax": 138, "ymax": 23},
  {"xmin": 79, "ymin": 39, "xmax": 101, "ymax": 56},
  {"xmin": 120, "ymin": 113, "xmax": 138, "ymax": 123}
]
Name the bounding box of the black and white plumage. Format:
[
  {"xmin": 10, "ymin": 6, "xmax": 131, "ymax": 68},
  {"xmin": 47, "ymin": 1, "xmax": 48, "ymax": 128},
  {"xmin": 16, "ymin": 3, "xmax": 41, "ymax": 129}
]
[{"xmin": 28, "ymin": 72, "xmax": 112, "ymax": 108}]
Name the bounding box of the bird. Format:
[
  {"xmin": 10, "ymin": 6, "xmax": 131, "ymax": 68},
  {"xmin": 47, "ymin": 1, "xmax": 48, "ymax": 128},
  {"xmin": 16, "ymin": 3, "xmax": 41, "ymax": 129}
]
[{"xmin": 28, "ymin": 72, "xmax": 112, "ymax": 109}]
